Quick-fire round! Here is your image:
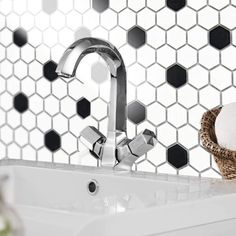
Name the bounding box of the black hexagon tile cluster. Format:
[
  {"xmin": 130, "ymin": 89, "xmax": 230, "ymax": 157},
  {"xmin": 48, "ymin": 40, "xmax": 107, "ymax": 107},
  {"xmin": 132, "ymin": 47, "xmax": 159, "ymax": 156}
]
[
  {"xmin": 92, "ymin": 0, "xmax": 109, "ymax": 13},
  {"xmin": 167, "ymin": 0, "xmax": 186, "ymax": 11},
  {"xmin": 167, "ymin": 64, "xmax": 187, "ymax": 88},
  {"xmin": 76, "ymin": 98, "xmax": 91, "ymax": 119},
  {"xmin": 13, "ymin": 28, "xmax": 27, "ymax": 47},
  {"xmin": 209, "ymin": 26, "xmax": 230, "ymax": 50},
  {"xmin": 127, "ymin": 26, "xmax": 146, "ymax": 49},
  {"xmin": 128, "ymin": 101, "xmax": 146, "ymax": 124},
  {"xmin": 43, "ymin": 60, "xmax": 58, "ymax": 82},
  {"xmin": 167, "ymin": 144, "xmax": 188, "ymax": 169},
  {"xmin": 13, "ymin": 93, "xmax": 28, "ymax": 113},
  {"xmin": 44, "ymin": 130, "xmax": 61, "ymax": 152}
]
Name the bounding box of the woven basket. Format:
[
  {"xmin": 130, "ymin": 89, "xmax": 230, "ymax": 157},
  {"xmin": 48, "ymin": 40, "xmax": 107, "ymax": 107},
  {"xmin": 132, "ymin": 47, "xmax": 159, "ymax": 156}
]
[{"xmin": 200, "ymin": 107, "xmax": 236, "ymax": 180}]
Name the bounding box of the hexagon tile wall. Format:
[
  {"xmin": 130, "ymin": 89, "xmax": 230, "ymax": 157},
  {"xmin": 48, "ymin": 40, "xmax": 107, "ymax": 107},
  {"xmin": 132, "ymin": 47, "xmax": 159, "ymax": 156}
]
[{"xmin": 2, "ymin": 0, "xmax": 236, "ymax": 178}]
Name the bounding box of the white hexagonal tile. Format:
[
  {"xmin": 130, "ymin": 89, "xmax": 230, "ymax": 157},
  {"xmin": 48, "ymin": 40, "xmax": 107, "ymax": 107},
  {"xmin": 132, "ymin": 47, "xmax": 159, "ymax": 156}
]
[
  {"xmin": 147, "ymin": 142, "xmax": 166, "ymax": 166},
  {"xmin": 222, "ymin": 87, "xmax": 236, "ymax": 105},
  {"xmin": 199, "ymin": 46, "xmax": 220, "ymax": 69},
  {"xmin": 67, "ymin": 79, "xmax": 83, "ymax": 101},
  {"xmin": 188, "ymin": 105, "xmax": 206, "ymax": 129},
  {"xmin": 199, "ymin": 86, "xmax": 220, "ymax": 109},
  {"xmin": 128, "ymin": 0, "xmax": 145, "ymax": 12},
  {"xmin": 119, "ymin": 9, "xmax": 136, "ymax": 30},
  {"xmin": 137, "ymin": 45, "xmax": 155, "ymax": 68},
  {"xmin": 60, "ymin": 97, "xmax": 76, "ymax": 118},
  {"xmin": 66, "ymin": 11, "xmax": 82, "ymax": 31},
  {"xmin": 187, "ymin": 0, "xmax": 207, "ymax": 10},
  {"xmin": 22, "ymin": 145, "xmax": 36, "ymax": 161},
  {"xmin": 177, "ymin": 7, "xmax": 196, "ymax": 30},
  {"xmin": 147, "ymin": 0, "xmax": 165, "ymax": 11},
  {"xmin": 91, "ymin": 98, "xmax": 107, "ymax": 120},
  {"xmin": 74, "ymin": 0, "xmax": 90, "ymax": 13},
  {"xmin": 188, "ymin": 65, "xmax": 209, "ymax": 89},
  {"xmin": 210, "ymin": 66, "xmax": 232, "ymax": 90},
  {"xmin": 178, "ymin": 85, "xmax": 198, "ymax": 108},
  {"xmin": 119, "ymin": 44, "xmax": 136, "ymax": 66},
  {"xmin": 58, "ymin": 28, "xmax": 74, "ymax": 47},
  {"xmin": 178, "ymin": 125, "xmax": 198, "ymax": 149},
  {"xmin": 220, "ymin": 6, "xmax": 236, "ymax": 30},
  {"xmin": 7, "ymin": 110, "xmax": 20, "ymax": 129},
  {"xmin": 222, "ymin": 46, "xmax": 236, "ymax": 70},
  {"xmin": 167, "ymin": 26, "xmax": 186, "ymax": 49},
  {"xmin": 29, "ymin": 61, "xmax": 42, "ymax": 81},
  {"xmin": 38, "ymin": 147, "xmax": 52, "ymax": 162},
  {"xmin": 44, "ymin": 95, "xmax": 60, "ymax": 116},
  {"xmin": 168, "ymin": 104, "xmax": 187, "ymax": 128},
  {"xmin": 35, "ymin": 45, "xmax": 50, "ymax": 64},
  {"xmin": 156, "ymin": 8, "xmax": 175, "ymax": 30},
  {"xmin": 52, "ymin": 113, "xmax": 68, "ymax": 135},
  {"xmin": 37, "ymin": 112, "xmax": 52, "ymax": 132},
  {"xmin": 147, "ymin": 64, "xmax": 166, "ymax": 87},
  {"xmin": 8, "ymin": 143, "xmax": 21, "ymax": 160},
  {"xmin": 35, "ymin": 12, "xmax": 50, "ymax": 30},
  {"xmin": 54, "ymin": 149, "xmax": 69, "ymax": 164},
  {"xmin": 158, "ymin": 123, "xmax": 176, "ymax": 147},
  {"xmin": 21, "ymin": 77, "xmax": 36, "ymax": 96},
  {"xmin": 157, "ymin": 163, "xmax": 177, "ymax": 175},
  {"xmin": 109, "ymin": 26, "xmax": 126, "ymax": 48},
  {"xmin": 137, "ymin": 160, "xmax": 156, "ymax": 173},
  {"xmin": 6, "ymin": 45, "xmax": 20, "ymax": 63},
  {"xmin": 177, "ymin": 45, "xmax": 197, "ymax": 69},
  {"xmin": 110, "ymin": 0, "xmax": 126, "ymax": 12},
  {"xmin": 51, "ymin": 79, "xmax": 67, "ymax": 99},
  {"xmin": 0, "ymin": 125, "xmax": 13, "ymax": 145},
  {"xmin": 198, "ymin": 6, "xmax": 219, "ymax": 30},
  {"xmin": 137, "ymin": 83, "xmax": 156, "ymax": 105},
  {"xmin": 15, "ymin": 127, "xmax": 28, "ymax": 147},
  {"xmin": 0, "ymin": 60, "xmax": 13, "ymax": 78},
  {"xmin": 147, "ymin": 102, "xmax": 166, "ymax": 126},
  {"xmin": 137, "ymin": 8, "xmax": 155, "ymax": 30},
  {"xmin": 61, "ymin": 132, "xmax": 77, "ymax": 154},
  {"xmin": 147, "ymin": 26, "xmax": 165, "ymax": 49},
  {"xmin": 157, "ymin": 84, "xmax": 177, "ymax": 107},
  {"xmin": 189, "ymin": 146, "xmax": 210, "ymax": 171},
  {"xmin": 156, "ymin": 45, "xmax": 176, "ymax": 68},
  {"xmin": 0, "ymin": 92, "xmax": 12, "ymax": 111},
  {"xmin": 43, "ymin": 28, "xmax": 58, "ymax": 47},
  {"xmin": 22, "ymin": 111, "xmax": 36, "ymax": 131},
  {"xmin": 101, "ymin": 9, "xmax": 117, "ymax": 30},
  {"xmin": 127, "ymin": 63, "xmax": 145, "ymax": 86},
  {"xmin": 188, "ymin": 26, "xmax": 208, "ymax": 49}
]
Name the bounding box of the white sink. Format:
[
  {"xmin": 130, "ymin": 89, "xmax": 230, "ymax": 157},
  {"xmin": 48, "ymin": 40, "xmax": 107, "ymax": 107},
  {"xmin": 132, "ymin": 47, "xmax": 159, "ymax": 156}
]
[{"xmin": 1, "ymin": 159, "xmax": 236, "ymax": 236}]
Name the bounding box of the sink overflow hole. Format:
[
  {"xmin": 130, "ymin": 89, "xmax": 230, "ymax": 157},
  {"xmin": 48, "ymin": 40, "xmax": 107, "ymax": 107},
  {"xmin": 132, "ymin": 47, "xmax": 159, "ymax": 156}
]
[{"xmin": 87, "ymin": 180, "xmax": 99, "ymax": 195}]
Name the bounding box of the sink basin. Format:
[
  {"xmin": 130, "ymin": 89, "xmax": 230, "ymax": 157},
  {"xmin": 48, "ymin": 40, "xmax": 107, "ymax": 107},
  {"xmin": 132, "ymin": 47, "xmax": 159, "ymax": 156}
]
[{"xmin": 1, "ymin": 159, "xmax": 236, "ymax": 236}]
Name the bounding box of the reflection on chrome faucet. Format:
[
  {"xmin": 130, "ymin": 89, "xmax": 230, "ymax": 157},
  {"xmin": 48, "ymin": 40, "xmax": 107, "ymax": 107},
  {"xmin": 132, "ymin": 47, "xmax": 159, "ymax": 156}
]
[{"xmin": 56, "ymin": 37, "xmax": 157, "ymax": 170}]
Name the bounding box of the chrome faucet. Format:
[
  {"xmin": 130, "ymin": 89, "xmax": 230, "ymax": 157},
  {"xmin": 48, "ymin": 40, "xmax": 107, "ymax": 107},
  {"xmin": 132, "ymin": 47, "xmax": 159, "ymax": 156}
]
[{"xmin": 56, "ymin": 37, "xmax": 157, "ymax": 170}]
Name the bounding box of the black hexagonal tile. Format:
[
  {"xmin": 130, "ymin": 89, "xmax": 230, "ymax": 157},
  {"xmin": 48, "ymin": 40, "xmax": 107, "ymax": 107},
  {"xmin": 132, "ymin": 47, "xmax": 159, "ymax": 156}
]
[
  {"xmin": 13, "ymin": 28, "xmax": 27, "ymax": 47},
  {"xmin": 128, "ymin": 101, "xmax": 146, "ymax": 124},
  {"xmin": 209, "ymin": 26, "xmax": 230, "ymax": 50},
  {"xmin": 92, "ymin": 0, "xmax": 109, "ymax": 13},
  {"xmin": 43, "ymin": 60, "xmax": 58, "ymax": 82},
  {"xmin": 167, "ymin": 64, "xmax": 187, "ymax": 88},
  {"xmin": 13, "ymin": 93, "xmax": 28, "ymax": 113},
  {"xmin": 76, "ymin": 98, "xmax": 91, "ymax": 119},
  {"xmin": 44, "ymin": 130, "xmax": 61, "ymax": 152},
  {"xmin": 167, "ymin": 144, "xmax": 188, "ymax": 169},
  {"xmin": 167, "ymin": 0, "xmax": 186, "ymax": 11},
  {"xmin": 127, "ymin": 26, "xmax": 146, "ymax": 49}
]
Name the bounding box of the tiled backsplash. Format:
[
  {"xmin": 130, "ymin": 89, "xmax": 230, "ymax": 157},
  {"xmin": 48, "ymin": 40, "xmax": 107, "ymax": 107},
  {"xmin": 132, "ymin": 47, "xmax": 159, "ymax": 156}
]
[{"xmin": 2, "ymin": 0, "xmax": 236, "ymax": 178}]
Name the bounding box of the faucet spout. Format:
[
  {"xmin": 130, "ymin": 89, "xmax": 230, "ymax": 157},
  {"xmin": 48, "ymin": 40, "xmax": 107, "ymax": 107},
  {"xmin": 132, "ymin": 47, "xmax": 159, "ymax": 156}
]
[{"xmin": 56, "ymin": 38, "xmax": 127, "ymax": 166}]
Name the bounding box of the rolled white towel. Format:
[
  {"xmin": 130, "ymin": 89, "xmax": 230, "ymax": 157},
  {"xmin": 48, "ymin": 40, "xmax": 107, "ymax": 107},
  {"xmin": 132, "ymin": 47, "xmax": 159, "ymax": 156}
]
[{"xmin": 215, "ymin": 102, "xmax": 236, "ymax": 151}]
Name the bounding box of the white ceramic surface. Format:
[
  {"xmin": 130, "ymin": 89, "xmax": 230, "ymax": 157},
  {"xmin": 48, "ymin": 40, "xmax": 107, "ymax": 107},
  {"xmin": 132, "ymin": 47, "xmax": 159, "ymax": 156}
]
[{"xmin": 1, "ymin": 160, "xmax": 236, "ymax": 236}]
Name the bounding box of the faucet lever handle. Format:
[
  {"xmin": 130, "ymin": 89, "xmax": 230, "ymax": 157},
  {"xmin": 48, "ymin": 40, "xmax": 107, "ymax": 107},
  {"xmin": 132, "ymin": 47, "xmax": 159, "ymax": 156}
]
[
  {"xmin": 80, "ymin": 126, "xmax": 106, "ymax": 159},
  {"xmin": 129, "ymin": 129, "xmax": 157, "ymax": 157}
]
